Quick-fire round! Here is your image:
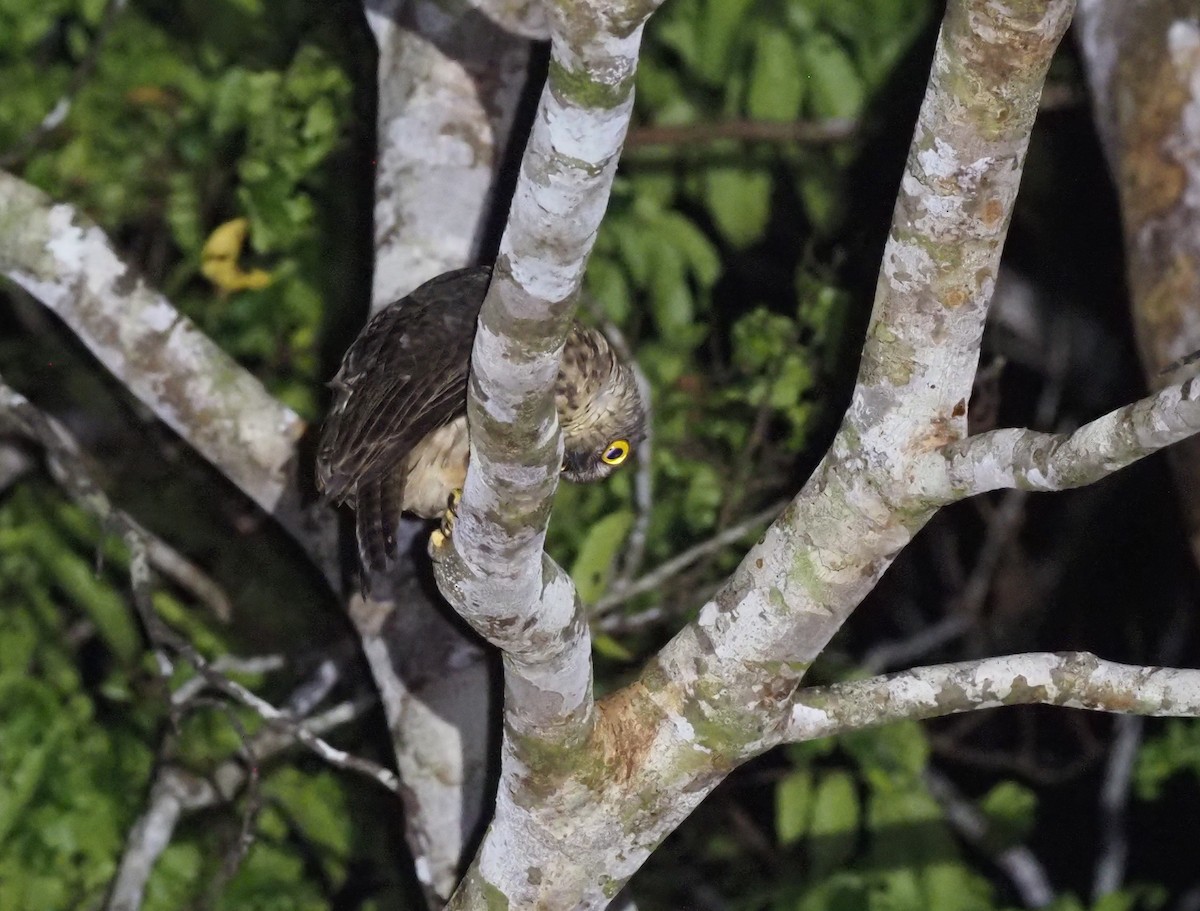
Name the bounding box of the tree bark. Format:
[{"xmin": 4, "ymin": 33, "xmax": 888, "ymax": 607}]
[
  {"xmin": 1075, "ymin": 0, "xmax": 1200, "ymax": 564},
  {"xmin": 430, "ymin": 2, "xmax": 1086, "ymax": 907}
]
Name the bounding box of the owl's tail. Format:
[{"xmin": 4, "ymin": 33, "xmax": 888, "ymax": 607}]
[{"xmin": 355, "ymin": 474, "xmax": 403, "ymax": 577}]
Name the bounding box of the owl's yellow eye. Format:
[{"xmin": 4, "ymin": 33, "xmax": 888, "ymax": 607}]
[{"xmin": 601, "ymin": 440, "xmax": 630, "ymax": 465}]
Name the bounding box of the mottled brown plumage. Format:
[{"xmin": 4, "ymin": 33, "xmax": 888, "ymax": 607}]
[{"xmin": 316, "ymin": 265, "xmax": 646, "ymax": 573}]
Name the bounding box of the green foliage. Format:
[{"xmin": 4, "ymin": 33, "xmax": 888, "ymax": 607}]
[
  {"xmin": 554, "ymin": 0, "xmax": 932, "ymax": 616},
  {"xmin": 0, "ymin": 489, "xmax": 155, "ymax": 910},
  {"xmin": 642, "ymin": 0, "xmax": 932, "ymax": 240},
  {"xmin": 6, "ymin": 0, "xmax": 359, "ymax": 418},
  {"xmin": 1135, "ymin": 719, "xmax": 1200, "ymax": 800},
  {"xmin": 571, "ymin": 509, "xmax": 636, "ymax": 603},
  {"xmin": 0, "ymin": 479, "xmax": 400, "ymax": 910},
  {"xmin": 977, "ymin": 781, "xmax": 1037, "ymax": 849},
  {"xmin": 0, "ymin": 4, "xmax": 388, "ymax": 906}
]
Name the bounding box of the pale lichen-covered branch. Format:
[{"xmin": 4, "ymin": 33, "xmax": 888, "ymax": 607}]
[
  {"xmin": 425, "ymin": 0, "xmax": 671, "ymax": 904},
  {"xmin": 433, "ymin": 0, "xmax": 670, "ymax": 738},
  {"xmin": 365, "ymin": 0, "xmax": 538, "ymax": 310},
  {"xmin": 911, "ymin": 374, "xmax": 1200, "ymax": 498},
  {"xmin": 1076, "ymin": 1, "xmax": 1200, "ymax": 564},
  {"xmin": 0, "ymin": 171, "xmax": 304, "ymax": 517},
  {"xmin": 435, "ymin": 2, "xmax": 1080, "ymax": 910},
  {"xmin": 0, "ymin": 169, "xmax": 339, "ymax": 585},
  {"xmin": 779, "ymin": 652, "xmax": 1200, "ymax": 746},
  {"xmin": 355, "ymin": 1, "xmax": 542, "ymax": 900}
]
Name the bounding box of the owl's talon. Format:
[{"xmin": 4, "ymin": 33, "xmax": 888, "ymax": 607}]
[
  {"xmin": 428, "ymin": 527, "xmax": 448, "ymax": 553},
  {"xmin": 442, "ymin": 488, "xmax": 461, "ymax": 537},
  {"xmin": 428, "ymin": 489, "xmax": 461, "ymax": 556}
]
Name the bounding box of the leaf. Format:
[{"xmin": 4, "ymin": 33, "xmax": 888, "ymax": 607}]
[
  {"xmin": 841, "ymin": 721, "xmax": 929, "ymax": 790},
  {"xmin": 570, "ymin": 510, "xmax": 635, "ymax": 603},
  {"xmin": 866, "ymin": 787, "xmax": 954, "ymax": 868},
  {"xmin": 747, "ymin": 30, "xmax": 804, "ymax": 122},
  {"xmin": 200, "ymin": 217, "xmax": 273, "ymax": 293},
  {"xmin": 586, "ymin": 257, "xmax": 632, "ymax": 324},
  {"xmin": 776, "ymin": 769, "xmax": 814, "ymax": 845},
  {"xmin": 920, "ymin": 863, "xmax": 993, "ymax": 911},
  {"xmin": 809, "ymin": 770, "xmax": 859, "ymax": 876},
  {"xmin": 800, "ymin": 33, "xmax": 865, "ymax": 119},
  {"xmin": 646, "ymin": 209, "xmax": 722, "ymax": 288},
  {"xmin": 592, "ymin": 633, "xmax": 635, "ymax": 662},
  {"xmin": 0, "ymin": 716, "xmax": 66, "ymax": 848},
  {"xmin": 264, "ymin": 768, "xmax": 351, "ymax": 860},
  {"xmin": 978, "ymin": 781, "xmax": 1037, "ymax": 848},
  {"xmin": 704, "ymin": 166, "xmax": 772, "ymax": 248},
  {"xmin": 28, "ymin": 539, "xmax": 140, "ymax": 664},
  {"xmin": 648, "ymin": 244, "xmax": 695, "ymax": 335},
  {"xmin": 682, "ymin": 463, "xmax": 722, "ymax": 531},
  {"xmin": 694, "ymin": 0, "xmax": 757, "ymax": 85}
]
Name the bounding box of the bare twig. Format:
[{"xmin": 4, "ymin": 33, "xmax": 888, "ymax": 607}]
[
  {"xmin": 933, "ymin": 376, "xmax": 1200, "ymax": 499},
  {"xmin": 134, "ymin": 600, "xmax": 399, "ymax": 793},
  {"xmin": 924, "ymin": 769, "xmax": 1055, "ymax": 908},
  {"xmin": 0, "ymin": 443, "xmax": 32, "ymax": 492},
  {"xmin": 186, "ymin": 696, "xmax": 263, "ymax": 908},
  {"xmin": 170, "ymin": 654, "xmax": 287, "ymax": 707},
  {"xmin": 621, "ymin": 81, "xmax": 1082, "ymax": 152},
  {"xmin": 624, "ymin": 117, "xmax": 857, "ymax": 149},
  {"xmin": 1091, "ymin": 714, "xmax": 1141, "ymax": 899},
  {"xmin": 1093, "ymin": 604, "xmax": 1192, "ymax": 900},
  {"xmin": 592, "ymin": 500, "xmax": 787, "ymax": 616},
  {"xmin": 144, "ymin": 536, "xmax": 233, "ymax": 622},
  {"xmin": 106, "ymin": 694, "xmax": 372, "ymax": 911},
  {"xmin": 0, "ymin": 377, "xmax": 400, "ymax": 794}
]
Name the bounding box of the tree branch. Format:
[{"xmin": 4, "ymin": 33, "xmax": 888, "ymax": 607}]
[
  {"xmin": 434, "ymin": 0, "xmax": 670, "ymax": 740},
  {"xmin": 923, "ymin": 768, "xmax": 1056, "ymax": 908},
  {"xmin": 591, "ymin": 499, "xmax": 786, "ymax": 617},
  {"xmin": 364, "ymin": 0, "xmax": 537, "ymax": 309},
  {"xmin": 107, "ymin": 695, "xmax": 372, "ymax": 911},
  {"xmin": 427, "ymin": 2, "xmax": 1081, "ymax": 907},
  {"xmin": 0, "ymin": 171, "xmax": 335, "ymax": 578},
  {"xmin": 0, "ymin": 377, "xmax": 400, "ymax": 794},
  {"xmin": 357, "ymin": 1, "xmax": 540, "ymax": 900},
  {"xmin": 778, "ymin": 652, "xmax": 1200, "ymax": 746},
  {"xmin": 924, "ymin": 376, "xmax": 1200, "ymax": 498}
]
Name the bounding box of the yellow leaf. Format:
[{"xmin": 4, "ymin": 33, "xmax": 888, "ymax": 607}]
[{"xmin": 201, "ymin": 217, "xmax": 273, "ymax": 293}]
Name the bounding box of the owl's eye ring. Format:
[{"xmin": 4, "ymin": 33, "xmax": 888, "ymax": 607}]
[{"xmin": 601, "ymin": 440, "xmax": 630, "ymax": 465}]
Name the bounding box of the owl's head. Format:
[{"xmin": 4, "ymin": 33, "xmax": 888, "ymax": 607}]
[{"xmin": 556, "ymin": 330, "xmax": 647, "ymax": 484}]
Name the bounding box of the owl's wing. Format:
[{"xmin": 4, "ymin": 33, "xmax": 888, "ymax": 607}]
[{"xmin": 315, "ymin": 266, "xmax": 491, "ymax": 506}]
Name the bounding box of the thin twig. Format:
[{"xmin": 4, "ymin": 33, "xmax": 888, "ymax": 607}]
[
  {"xmin": 924, "ymin": 769, "xmax": 1055, "ymax": 908},
  {"xmin": 134, "ymin": 600, "xmax": 399, "ymax": 793},
  {"xmin": 622, "ymin": 82, "xmax": 1082, "ymax": 155},
  {"xmin": 592, "ymin": 500, "xmax": 787, "ymax": 616},
  {"xmin": 106, "ymin": 694, "xmax": 373, "ymax": 911},
  {"xmin": 0, "ymin": 377, "xmax": 401, "ymax": 794},
  {"xmin": 144, "ymin": 536, "xmax": 234, "ymax": 622},
  {"xmin": 581, "ymin": 303, "xmax": 655, "ymax": 590},
  {"xmin": 186, "ymin": 697, "xmax": 263, "ymax": 908},
  {"xmin": 171, "ymin": 654, "xmax": 287, "ymax": 707},
  {"xmin": 1093, "ymin": 604, "xmax": 1192, "ymax": 900},
  {"xmin": 1091, "ymin": 714, "xmax": 1141, "ymax": 899},
  {"xmin": 624, "ymin": 117, "xmax": 857, "ymax": 149}
]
